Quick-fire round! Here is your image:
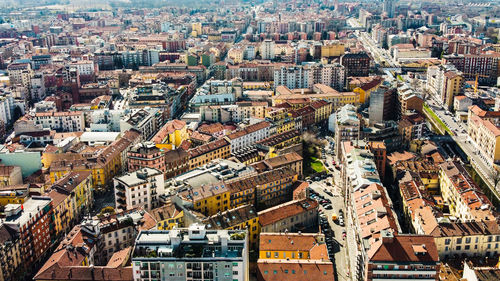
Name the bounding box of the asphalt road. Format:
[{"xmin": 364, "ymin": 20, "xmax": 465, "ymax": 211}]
[{"xmin": 308, "ymin": 146, "xmax": 353, "ymax": 281}]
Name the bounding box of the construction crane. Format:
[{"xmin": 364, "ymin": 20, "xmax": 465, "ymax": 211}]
[{"xmin": 463, "ymin": 73, "xmax": 490, "ymax": 94}]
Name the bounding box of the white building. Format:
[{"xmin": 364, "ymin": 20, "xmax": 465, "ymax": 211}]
[
  {"xmin": 260, "ymin": 39, "xmax": 275, "ymax": 60},
  {"xmin": 30, "ymin": 73, "xmax": 46, "ymax": 101},
  {"xmin": 34, "ymin": 111, "xmax": 85, "ymax": 132},
  {"xmin": 132, "ymin": 224, "xmax": 249, "ymax": 281},
  {"xmin": 91, "ymin": 109, "xmax": 129, "ymax": 132},
  {"xmin": 114, "ymin": 167, "xmax": 165, "ymax": 211},
  {"xmin": 70, "ymin": 60, "xmax": 96, "ymax": 76},
  {"xmin": 274, "ymin": 66, "xmax": 313, "ymax": 89},
  {"xmin": 120, "ymin": 109, "xmax": 160, "ymax": 140},
  {"xmin": 226, "ymin": 121, "xmax": 271, "ymax": 153},
  {"xmin": 7, "ymin": 63, "xmax": 33, "ymax": 87},
  {"xmin": 0, "ymin": 95, "xmax": 14, "ymax": 125}
]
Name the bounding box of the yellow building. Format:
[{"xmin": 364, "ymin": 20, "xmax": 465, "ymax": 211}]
[
  {"xmin": 0, "ymin": 165, "xmax": 22, "ymax": 187},
  {"xmin": 468, "ymin": 114, "xmax": 500, "ymax": 168},
  {"xmin": 149, "ymin": 201, "xmax": 184, "ymax": 230},
  {"xmin": 192, "ymin": 22, "xmax": 202, "ymax": 37},
  {"xmin": 208, "ymin": 34, "xmax": 222, "ymax": 41},
  {"xmin": 188, "ymin": 138, "xmax": 231, "ymax": 169},
  {"xmin": 151, "ymin": 119, "xmax": 188, "ymax": 149},
  {"xmin": 203, "ymin": 204, "xmax": 260, "ymax": 249},
  {"xmin": 227, "ymin": 167, "xmax": 298, "ymax": 210},
  {"xmin": 179, "ymin": 182, "xmax": 230, "ymax": 216},
  {"xmin": 48, "ymin": 171, "xmax": 93, "ymax": 236},
  {"xmin": 349, "ymin": 77, "xmax": 383, "ymax": 104},
  {"xmin": 439, "ymin": 161, "xmax": 497, "ymax": 221},
  {"xmin": 49, "ymin": 140, "xmax": 127, "ymax": 190},
  {"xmin": 0, "ymin": 188, "xmax": 28, "ymax": 206},
  {"xmin": 310, "ymin": 100, "xmax": 333, "ymax": 123},
  {"xmin": 242, "ymin": 82, "xmax": 273, "ymax": 90},
  {"xmin": 259, "ymin": 233, "xmax": 326, "ymax": 260},
  {"xmin": 0, "ymin": 224, "xmax": 21, "ymax": 281},
  {"xmin": 228, "ymin": 48, "xmax": 244, "ymax": 64},
  {"xmin": 320, "ymin": 42, "xmax": 345, "ymax": 57}
]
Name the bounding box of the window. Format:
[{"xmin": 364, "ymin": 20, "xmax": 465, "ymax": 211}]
[
  {"xmin": 273, "ymin": 270, "xmax": 277, "ymax": 275},
  {"xmin": 274, "ymin": 252, "xmax": 279, "ymax": 258}
]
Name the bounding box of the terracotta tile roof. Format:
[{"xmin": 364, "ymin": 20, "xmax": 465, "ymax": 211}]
[
  {"xmin": 257, "ymin": 259, "xmax": 334, "ymax": 281},
  {"xmin": 226, "ymin": 121, "xmax": 271, "ymax": 140},
  {"xmin": 190, "ymin": 131, "xmax": 212, "ymax": 143},
  {"xmin": 34, "ymin": 265, "xmax": 133, "ymax": 281},
  {"xmin": 259, "ymin": 233, "xmax": 323, "ymax": 252},
  {"xmin": 258, "ymin": 199, "xmax": 318, "ymax": 227},
  {"xmin": 148, "ymin": 201, "xmax": 182, "ymax": 223},
  {"xmin": 262, "ymin": 152, "xmax": 302, "ymax": 169},
  {"xmin": 198, "ymin": 123, "xmax": 225, "ymax": 136},
  {"xmin": 151, "ymin": 119, "xmax": 186, "ymax": 144},
  {"xmin": 367, "ymin": 233, "xmax": 439, "ymax": 263},
  {"xmin": 106, "ymin": 247, "xmax": 131, "ymax": 268},
  {"xmin": 204, "ymin": 204, "xmax": 257, "ymax": 230},
  {"xmin": 188, "ymin": 138, "xmax": 229, "ymax": 158}
]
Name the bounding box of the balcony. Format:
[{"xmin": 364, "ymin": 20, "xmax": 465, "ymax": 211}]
[
  {"xmin": 116, "ymin": 198, "xmax": 126, "ymax": 205},
  {"xmin": 115, "ymin": 184, "xmax": 125, "ymax": 191},
  {"xmin": 116, "ymin": 191, "xmax": 126, "ymax": 198}
]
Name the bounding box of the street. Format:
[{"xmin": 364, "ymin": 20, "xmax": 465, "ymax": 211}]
[
  {"xmin": 347, "ymin": 18, "xmax": 399, "ymax": 68},
  {"xmin": 426, "ymin": 97, "xmax": 499, "ymax": 196},
  {"xmin": 308, "ymin": 145, "xmax": 353, "ymax": 281}
]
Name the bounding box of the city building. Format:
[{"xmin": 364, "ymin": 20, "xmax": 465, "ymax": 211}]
[
  {"xmin": 226, "ymin": 121, "xmax": 271, "ymax": 153},
  {"xmin": 426, "ymin": 64, "xmax": 463, "ymax": 110},
  {"xmin": 365, "ymin": 231, "xmax": 440, "ymax": 281},
  {"xmin": 114, "ymin": 167, "xmax": 165, "ymax": 211},
  {"xmin": 132, "ymin": 224, "xmax": 249, "ymax": 281},
  {"xmin": 340, "ymin": 53, "xmax": 371, "ymax": 77},
  {"xmin": 333, "ymin": 104, "xmax": 360, "ymax": 156},
  {"xmin": 34, "ymin": 111, "xmax": 85, "ymax": 132},
  {"xmin": 258, "ymin": 199, "xmax": 318, "ymax": 233},
  {"xmin": 2, "ymin": 197, "xmax": 54, "ymax": 273},
  {"xmin": 257, "ymin": 233, "xmax": 334, "ymax": 281}
]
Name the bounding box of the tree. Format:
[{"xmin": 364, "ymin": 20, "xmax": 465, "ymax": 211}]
[{"xmin": 12, "ymin": 106, "xmax": 22, "ymax": 122}]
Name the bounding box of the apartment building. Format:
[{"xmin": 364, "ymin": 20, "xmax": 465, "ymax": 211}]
[
  {"xmin": 257, "ymin": 233, "xmax": 334, "ymax": 281},
  {"xmin": 132, "ymin": 224, "xmax": 249, "ymax": 281},
  {"xmin": 274, "ymin": 66, "xmax": 312, "ymax": 90},
  {"xmin": 70, "ymin": 60, "xmax": 96, "ymax": 76},
  {"xmin": 203, "ymin": 204, "xmax": 260, "ymax": 249},
  {"xmin": 128, "ymin": 142, "xmax": 166, "ymax": 173},
  {"xmin": 120, "ymin": 108, "xmax": 162, "ymax": 140},
  {"xmin": 188, "ymin": 138, "xmax": 231, "ymax": 169},
  {"xmin": 426, "ymin": 64, "xmax": 463, "ymax": 110},
  {"xmin": 34, "ymin": 111, "xmax": 85, "ymax": 132},
  {"xmin": 443, "ymin": 53, "xmax": 500, "ymax": 86},
  {"xmin": 98, "ymin": 209, "xmax": 155, "ymax": 263},
  {"xmin": 366, "ymin": 231, "xmax": 440, "ymax": 281},
  {"xmin": 258, "ymin": 199, "xmax": 318, "ymax": 233},
  {"xmin": 226, "ymin": 121, "xmax": 271, "ymax": 153},
  {"xmin": 467, "ymin": 113, "xmax": 500, "ymax": 168},
  {"xmin": 0, "ymin": 224, "xmax": 21, "ymax": 281},
  {"xmin": 227, "ymin": 167, "xmax": 298, "ymax": 211},
  {"xmin": 2, "ymin": 197, "xmax": 54, "ymax": 272},
  {"xmin": 340, "ymin": 52, "xmax": 371, "ymax": 77},
  {"xmin": 252, "ymin": 152, "xmax": 303, "ymax": 177},
  {"xmin": 48, "ymin": 171, "xmax": 93, "ymax": 236},
  {"xmin": 150, "ymin": 119, "xmax": 188, "ymax": 148},
  {"xmin": 7, "ymin": 62, "xmax": 33, "ymax": 87},
  {"xmin": 334, "ymin": 104, "xmax": 360, "ymax": 156},
  {"xmin": 439, "ymin": 161, "xmax": 497, "ymax": 221},
  {"xmin": 114, "ymin": 167, "xmax": 165, "ymax": 211}
]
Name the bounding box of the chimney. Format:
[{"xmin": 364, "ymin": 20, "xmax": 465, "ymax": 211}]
[{"xmin": 380, "ymin": 229, "xmax": 394, "ymax": 244}]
